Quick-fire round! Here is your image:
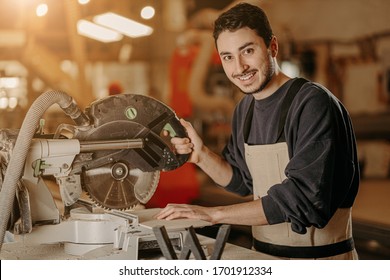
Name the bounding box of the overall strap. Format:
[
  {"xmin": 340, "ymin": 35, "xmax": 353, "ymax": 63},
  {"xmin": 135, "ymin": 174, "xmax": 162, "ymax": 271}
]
[
  {"xmin": 243, "ymin": 98, "xmax": 255, "ymax": 143},
  {"xmin": 276, "ymin": 77, "xmax": 309, "ymax": 143}
]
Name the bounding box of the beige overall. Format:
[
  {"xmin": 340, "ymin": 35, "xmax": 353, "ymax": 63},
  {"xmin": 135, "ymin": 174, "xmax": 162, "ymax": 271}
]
[{"xmin": 244, "ymin": 142, "xmax": 358, "ymax": 259}]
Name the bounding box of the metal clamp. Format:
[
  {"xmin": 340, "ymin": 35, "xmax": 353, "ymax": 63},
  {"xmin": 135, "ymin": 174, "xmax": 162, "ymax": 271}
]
[{"xmin": 153, "ymin": 224, "xmax": 231, "ymax": 260}]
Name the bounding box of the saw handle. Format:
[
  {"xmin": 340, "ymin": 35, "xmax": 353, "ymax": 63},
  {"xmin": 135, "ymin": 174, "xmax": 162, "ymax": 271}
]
[{"xmin": 164, "ymin": 117, "xmax": 191, "ymax": 169}]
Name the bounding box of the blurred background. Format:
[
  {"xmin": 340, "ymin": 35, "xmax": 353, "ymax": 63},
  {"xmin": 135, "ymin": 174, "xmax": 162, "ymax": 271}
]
[{"xmin": 0, "ymin": 0, "xmax": 389, "ymax": 259}]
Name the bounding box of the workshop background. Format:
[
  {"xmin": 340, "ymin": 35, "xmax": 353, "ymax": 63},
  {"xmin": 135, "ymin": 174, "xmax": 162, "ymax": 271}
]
[{"xmin": 0, "ymin": 0, "xmax": 389, "ymax": 259}]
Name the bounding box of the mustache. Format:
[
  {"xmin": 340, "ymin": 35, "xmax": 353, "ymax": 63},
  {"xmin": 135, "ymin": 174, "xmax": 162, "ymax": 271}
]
[{"xmin": 232, "ymin": 69, "xmax": 257, "ymax": 79}]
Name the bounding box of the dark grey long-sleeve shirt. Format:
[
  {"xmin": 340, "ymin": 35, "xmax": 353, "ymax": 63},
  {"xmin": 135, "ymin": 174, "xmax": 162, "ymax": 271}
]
[{"xmin": 222, "ymin": 78, "xmax": 360, "ymax": 234}]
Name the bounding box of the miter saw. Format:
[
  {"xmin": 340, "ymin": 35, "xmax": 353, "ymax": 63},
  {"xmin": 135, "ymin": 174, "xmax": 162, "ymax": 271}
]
[{"xmin": 0, "ymin": 91, "xmax": 213, "ymax": 259}]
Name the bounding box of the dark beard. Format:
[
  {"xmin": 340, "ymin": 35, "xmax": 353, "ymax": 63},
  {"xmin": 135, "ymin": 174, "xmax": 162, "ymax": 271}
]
[
  {"xmin": 242, "ymin": 55, "xmax": 275, "ymax": 95},
  {"xmin": 242, "ymin": 73, "xmax": 272, "ymax": 95}
]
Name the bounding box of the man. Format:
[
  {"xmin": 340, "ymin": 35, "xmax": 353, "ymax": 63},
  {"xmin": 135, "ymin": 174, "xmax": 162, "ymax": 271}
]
[{"xmin": 157, "ymin": 3, "xmax": 359, "ymax": 260}]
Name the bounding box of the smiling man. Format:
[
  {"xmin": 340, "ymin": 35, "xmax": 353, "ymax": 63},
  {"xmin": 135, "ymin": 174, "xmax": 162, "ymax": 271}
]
[{"xmin": 156, "ymin": 2, "xmax": 360, "ymax": 260}]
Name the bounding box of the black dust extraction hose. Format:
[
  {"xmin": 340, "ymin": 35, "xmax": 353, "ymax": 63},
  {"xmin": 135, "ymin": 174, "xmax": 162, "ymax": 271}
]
[{"xmin": 0, "ymin": 90, "xmax": 90, "ymax": 251}]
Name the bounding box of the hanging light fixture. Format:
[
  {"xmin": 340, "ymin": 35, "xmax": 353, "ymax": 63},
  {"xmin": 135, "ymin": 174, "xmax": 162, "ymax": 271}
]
[
  {"xmin": 93, "ymin": 12, "xmax": 153, "ymax": 38},
  {"xmin": 77, "ymin": 19, "xmax": 123, "ymax": 43}
]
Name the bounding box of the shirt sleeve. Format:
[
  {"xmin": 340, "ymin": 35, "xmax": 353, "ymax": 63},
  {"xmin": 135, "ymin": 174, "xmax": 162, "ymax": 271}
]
[{"xmin": 262, "ymin": 84, "xmax": 358, "ymax": 234}]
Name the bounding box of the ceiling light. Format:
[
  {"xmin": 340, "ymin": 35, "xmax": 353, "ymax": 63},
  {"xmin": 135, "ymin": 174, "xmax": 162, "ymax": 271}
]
[
  {"xmin": 78, "ymin": 0, "xmax": 90, "ymax": 4},
  {"xmin": 77, "ymin": 19, "xmax": 123, "ymax": 43},
  {"xmin": 36, "ymin": 3, "xmax": 48, "ymax": 17},
  {"xmin": 0, "ymin": 77, "xmax": 20, "ymax": 88},
  {"xmin": 141, "ymin": 6, "xmax": 155, "ymax": 20},
  {"xmin": 93, "ymin": 12, "xmax": 153, "ymax": 38},
  {"xmin": 0, "ymin": 98, "xmax": 8, "ymax": 109},
  {"xmin": 8, "ymin": 97, "xmax": 18, "ymax": 109}
]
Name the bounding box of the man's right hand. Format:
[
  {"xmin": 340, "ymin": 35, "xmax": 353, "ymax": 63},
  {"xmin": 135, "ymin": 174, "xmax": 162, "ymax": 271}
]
[
  {"xmin": 171, "ymin": 118, "xmax": 204, "ymax": 164},
  {"xmin": 173, "ymin": 118, "xmax": 233, "ymax": 187}
]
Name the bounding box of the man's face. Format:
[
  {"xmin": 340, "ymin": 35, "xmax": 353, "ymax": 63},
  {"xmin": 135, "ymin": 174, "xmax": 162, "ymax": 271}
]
[{"xmin": 216, "ymin": 27, "xmax": 275, "ymax": 95}]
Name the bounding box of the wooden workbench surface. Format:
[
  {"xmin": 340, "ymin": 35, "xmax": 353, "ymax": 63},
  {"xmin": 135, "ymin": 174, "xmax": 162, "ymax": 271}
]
[{"xmin": 0, "ymin": 234, "xmax": 276, "ymax": 260}]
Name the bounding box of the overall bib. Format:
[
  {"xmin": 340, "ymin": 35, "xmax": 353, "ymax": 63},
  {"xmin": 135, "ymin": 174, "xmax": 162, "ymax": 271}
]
[{"xmin": 244, "ymin": 79, "xmax": 358, "ymax": 259}]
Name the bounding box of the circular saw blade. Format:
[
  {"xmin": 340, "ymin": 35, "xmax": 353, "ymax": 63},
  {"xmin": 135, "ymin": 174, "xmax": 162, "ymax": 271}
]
[
  {"xmin": 82, "ymin": 161, "xmax": 159, "ymax": 210},
  {"xmin": 71, "ymin": 93, "xmax": 190, "ymax": 210}
]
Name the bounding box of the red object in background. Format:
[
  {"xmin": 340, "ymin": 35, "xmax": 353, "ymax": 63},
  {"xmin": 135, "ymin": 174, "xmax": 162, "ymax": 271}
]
[
  {"xmin": 169, "ymin": 45, "xmax": 222, "ymax": 118},
  {"xmin": 108, "ymin": 82, "xmax": 123, "ymax": 96},
  {"xmin": 146, "ymin": 163, "xmax": 200, "ymax": 208},
  {"xmin": 169, "ymin": 45, "xmax": 199, "ymax": 118}
]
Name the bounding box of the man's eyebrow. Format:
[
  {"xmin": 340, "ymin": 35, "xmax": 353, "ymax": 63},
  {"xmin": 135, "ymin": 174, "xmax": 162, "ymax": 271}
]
[
  {"xmin": 239, "ymin": 42, "xmax": 254, "ymax": 51},
  {"xmin": 219, "ymin": 42, "xmax": 255, "ymax": 56},
  {"xmin": 219, "ymin": 51, "xmax": 231, "ymax": 56}
]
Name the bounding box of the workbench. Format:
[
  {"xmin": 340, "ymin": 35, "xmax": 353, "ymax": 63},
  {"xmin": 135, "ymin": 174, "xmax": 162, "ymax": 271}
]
[
  {"xmin": 0, "ymin": 208, "xmax": 277, "ymax": 260},
  {"xmin": 0, "ymin": 234, "xmax": 276, "ymax": 260}
]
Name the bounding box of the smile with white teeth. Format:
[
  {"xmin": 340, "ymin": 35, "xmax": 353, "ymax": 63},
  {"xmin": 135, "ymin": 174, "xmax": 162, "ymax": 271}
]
[{"xmin": 237, "ymin": 72, "xmax": 255, "ymax": 81}]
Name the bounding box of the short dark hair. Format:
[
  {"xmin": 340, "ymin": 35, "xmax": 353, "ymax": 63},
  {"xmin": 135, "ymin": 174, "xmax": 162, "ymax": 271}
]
[{"xmin": 213, "ymin": 2, "xmax": 274, "ymax": 47}]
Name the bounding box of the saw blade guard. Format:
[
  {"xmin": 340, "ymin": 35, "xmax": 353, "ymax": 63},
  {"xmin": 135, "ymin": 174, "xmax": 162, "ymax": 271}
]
[
  {"xmin": 75, "ymin": 94, "xmax": 190, "ymax": 172},
  {"xmin": 58, "ymin": 94, "xmax": 190, "ymax": 210}
]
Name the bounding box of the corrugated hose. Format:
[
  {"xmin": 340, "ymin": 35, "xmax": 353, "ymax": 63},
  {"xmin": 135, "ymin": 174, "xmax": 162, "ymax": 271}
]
[{"xmin": 0, "ymin": 90, "xmax": 89, "ymax": 252}]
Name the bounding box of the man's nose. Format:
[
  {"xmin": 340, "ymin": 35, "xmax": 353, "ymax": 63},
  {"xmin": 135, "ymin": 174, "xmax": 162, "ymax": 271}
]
[{"xmin": 235, "ymin": 57, "xmax": 249, "ymax": 73}]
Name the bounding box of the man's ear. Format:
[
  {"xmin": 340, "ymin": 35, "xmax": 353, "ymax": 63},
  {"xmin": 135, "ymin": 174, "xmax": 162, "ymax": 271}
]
[{"xmin": 269, "ymin": 36, "xmax": 278, "ymax": 57}]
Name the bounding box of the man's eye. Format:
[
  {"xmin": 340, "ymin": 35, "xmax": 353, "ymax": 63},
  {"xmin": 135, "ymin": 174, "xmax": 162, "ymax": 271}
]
[
  {"xmin": 243, "ymin": 48, "xmax": 254, "ymax": 55},
  {"xmin": 222, "ymin": 55, "xmax": 232, "ymax": 61}
]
